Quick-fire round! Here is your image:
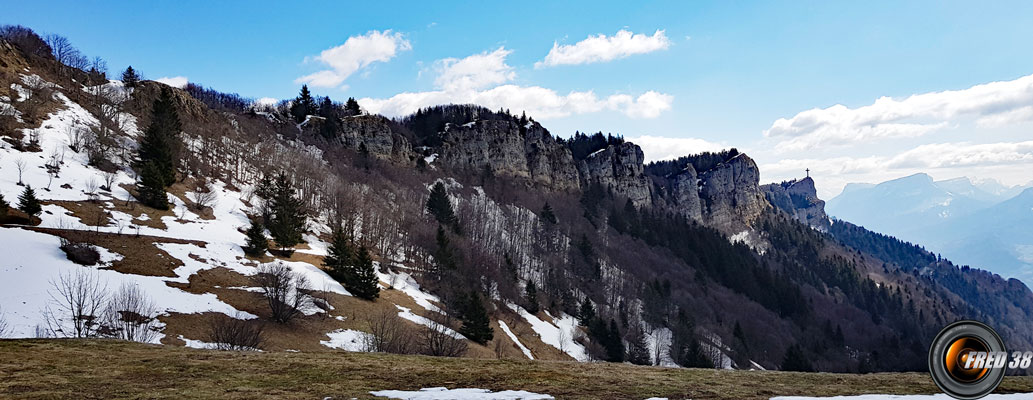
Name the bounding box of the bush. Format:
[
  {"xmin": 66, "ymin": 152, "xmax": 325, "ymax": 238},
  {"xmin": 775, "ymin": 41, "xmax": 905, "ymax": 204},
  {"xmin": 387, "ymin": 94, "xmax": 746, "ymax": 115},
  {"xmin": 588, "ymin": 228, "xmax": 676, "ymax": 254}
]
[
  {"xmin": 207, "ymin": 315, "xmax": 264, "ymax": 351},
  {"xmin": 59, "ymin": 239, "xmax": 101, "ymax": 266}
]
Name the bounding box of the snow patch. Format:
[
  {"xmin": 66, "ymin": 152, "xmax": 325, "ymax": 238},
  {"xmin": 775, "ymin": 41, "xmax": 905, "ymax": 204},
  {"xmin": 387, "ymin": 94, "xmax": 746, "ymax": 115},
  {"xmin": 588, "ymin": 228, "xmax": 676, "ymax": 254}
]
[
  {"xmin": 498, "ymin": 320, "xmax": 534, "ymax": 360},
  {"xmin": 505, "ymin": 303, "xmax": 587, "ymax": 361},
  {"xmin": 320, "ymin": 329, "xmax": 371, "ymax": 352}
]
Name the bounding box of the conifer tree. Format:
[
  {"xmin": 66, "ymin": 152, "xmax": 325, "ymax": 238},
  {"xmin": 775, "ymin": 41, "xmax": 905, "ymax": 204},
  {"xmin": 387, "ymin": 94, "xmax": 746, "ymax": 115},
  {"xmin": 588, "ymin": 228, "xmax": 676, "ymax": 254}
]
[
  {"xmin": 432, "ymin": 225, "xmax": 458, "ymax": 278},
  {"xmin": 426, "ymin": 182, "xmax": 459, "ymax": 232},
  {"xmin": 606, "ymin": 319, "xmax": 625, "ymax": 362},
  {"xmin": 577, "ymin": 298, "xmax": 595, "ymax": 325},
  {"xmin": 781, "ymin": 344, "xmax": 814, "ymax": 372},
  {"xmin": 0, "ymin": 193, "xmax": 9, "ymax": 214},
  {"xmin": 266, "ymin": 172, "xmax": 306, "ymax": 254},
  {"xmin": 323, "ymin": 228, "xmax": 354, "ymax": 282},
  {"xmin": 459, "ymin": 291, "xmax": 493, "ymax": 345},
  {"xmin": 524, "ymin": 281, "xmax": 539, "ymax": 314},
  {"xmin": 290, "ymin": 85, "xmax": 317, "ymax": 123},
  {"xmin": 17, "ymin": 185, "xmax": 41, "ymax": 216},
  {"xmin": 540, "ymin": 202, "xmax": 557, "ymax": 224},
  {"xmin": 137, "ymin": 87, "xmax": 182, "ymax": 188},
  {"xmin": 243, "ymin": 218, "xmax": 268, "ymax": 257},
  {"xmin": 344, "ymin": 97, "xmax": 361, "ymax": 116},
  {"xmin": 137, "ymin": 162, "xmax": 169, "ymax": 210},
  {"xmin": 350, "ymin": 245, "xmax": 380, "ymax": 301},
  {"xmin": 121, "ymin": 66, "xmax": 140, "ymax": 88},
  {"xmin": 626, "ymin": 326, "xmax": 651, "ymax": 365}
]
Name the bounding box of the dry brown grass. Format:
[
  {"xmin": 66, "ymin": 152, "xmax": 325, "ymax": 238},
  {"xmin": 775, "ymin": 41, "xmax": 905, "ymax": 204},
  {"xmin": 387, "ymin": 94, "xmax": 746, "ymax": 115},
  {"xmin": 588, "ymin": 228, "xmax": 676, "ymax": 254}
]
[
  {"xmin": 2, "ymin": 339, "xmax": 1033, "ymax": 400},
  {"xmin": 27, "ymin": 226, "xmax": 204, "ymax": 277}
]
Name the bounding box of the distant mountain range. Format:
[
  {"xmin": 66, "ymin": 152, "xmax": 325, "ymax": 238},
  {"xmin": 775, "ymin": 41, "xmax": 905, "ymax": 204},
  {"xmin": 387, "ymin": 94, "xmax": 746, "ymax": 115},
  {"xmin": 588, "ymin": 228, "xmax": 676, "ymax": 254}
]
[{"xmin": 828, "ymin": 174, "xmax": 1033, "ymax": 285}]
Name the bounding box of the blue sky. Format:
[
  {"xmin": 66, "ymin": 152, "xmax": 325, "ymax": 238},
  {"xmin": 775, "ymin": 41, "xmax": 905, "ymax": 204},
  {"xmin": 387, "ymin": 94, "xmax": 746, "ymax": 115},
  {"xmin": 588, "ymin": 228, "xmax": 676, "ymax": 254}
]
[{"xmin": 5, "ymin": 1, "xmax": 1033, "ymax": 197}]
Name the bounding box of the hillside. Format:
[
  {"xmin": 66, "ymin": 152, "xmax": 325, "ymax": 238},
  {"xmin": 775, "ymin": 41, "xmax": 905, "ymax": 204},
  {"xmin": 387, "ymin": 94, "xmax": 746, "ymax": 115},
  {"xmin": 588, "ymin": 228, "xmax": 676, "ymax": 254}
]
[{"xmin": 3, "ymin": 26, "xmax": 1033, "ymax": 376}]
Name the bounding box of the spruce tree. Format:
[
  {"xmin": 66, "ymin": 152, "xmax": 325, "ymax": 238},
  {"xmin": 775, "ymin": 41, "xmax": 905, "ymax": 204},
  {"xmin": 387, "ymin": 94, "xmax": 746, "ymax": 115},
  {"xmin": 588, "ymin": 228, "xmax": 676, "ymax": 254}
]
[
  {"xmin": 426, "ymin": 182, "xmax": 459, "ymax": 231},
  {"xmin": 17, "ymin": 185, "xmax": 42, "ymax": 217},
  {"xmin": 606, "ymin": 319, "xmax": 625, "ymax": 362},
  {"xmin": 290, "ymin": 85, "xmax": 317, "ymax": 123},
  {"xmin": 524, "ymin": 281, "xmax": 539, "ymax": 314},
  {"xmin": 243, "ymin": 218, "xmax": 268, "ymax": 256},
  {"xmin": 781, "ymin": 344, "xmax": 814, "ymax": 372},
  {"xmin": 540, "ymin": 202, "xmax": 557, "ymax": 224},
  {"xmin": 433, "ymin": 225, "xmax": 458, "ymax": 277},
  {"xmin": 323, "ymin": 228, "xmax": 355, "ymax": 282},
  {"xmin": 344, "ymin": 97, "xmax": 361, "ymax": 116},
  {"xmin": 266, "ymin": 172, "xmax": 306, "ymax": 254},
  {"xmin": 0, "ymin": 193, "xmax": 9, "ymax": 214},
  {"xmin": 137, "ymin": 161, "xmax": 169, "ymax": 210},
  {"xmin": 459, "ymin": 291, "xmax": 493, "ymax": 345},
  {"xmin": 137, "ymin": 87, "xmax": 182, "ymax": 188},
  {"xmin": 626, "ymin": 327, "xmax": 651, "ymax": 365},
  {"xmin": 121, "ymin": 66, "xmax": 140, "ymax": 88},
  {"xmin": 350, "ymin": 245, "xmax": 380, "ymax": 301},
  {"xmin": 577, "ymin": 298, "xmax": 595, "ymax": 325}
]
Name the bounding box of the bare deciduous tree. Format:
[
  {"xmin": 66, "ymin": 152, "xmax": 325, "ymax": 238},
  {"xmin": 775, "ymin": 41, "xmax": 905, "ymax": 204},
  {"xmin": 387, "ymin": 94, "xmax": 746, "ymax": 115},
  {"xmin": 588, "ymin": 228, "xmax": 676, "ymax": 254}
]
[
  {"xmin": 102, "ymin": 171, "xmax": 117, "ymax": 192},
  {"xmin": 14, "ymin": 158, "xmax": 27, "ymax": 185},
  {"xmin": 417, "ymin": 314, "xmax": 467, "ymax": 357},
  {"xmin": 0, "ymin": 306, "xmax": 9, "ymax": 338},
  {"xmin": 253, "ymin": 262, "xmax": 310, "ymax": 324},
  {"xmin": 190, "ymin": 182, "xmax": 218, "ymax": 211},
  {"xmin": 44, "ymin": 269, "xmax": 108, "ymax": 338},
  {"xmin": 362, "ymin": 308, "xmax": 415, "ymax": 354},
  {"xmin": 102, "ymin": 283, "xmax": 159, "ymax": 343},
  {"xmin": 207, "ymin": 314, "xmax": 264, "ymax": 351}
]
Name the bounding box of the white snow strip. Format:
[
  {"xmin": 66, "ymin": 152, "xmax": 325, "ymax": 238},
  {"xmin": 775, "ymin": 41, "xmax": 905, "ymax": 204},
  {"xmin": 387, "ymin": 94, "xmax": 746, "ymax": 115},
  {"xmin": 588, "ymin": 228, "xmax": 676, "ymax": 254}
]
[
  {"xmin": 320, "ymin": 329, "xmax": 371, "ymax": 352},
  {"xmin": 505, "ymin": 303, "xmax": 587, "ymax": 361},
  {"xmin": 395, "ymin": 305, "xmax": 465, "ymax": 339},
  {"xmin": 498, "ymin": 320, "xmax": 534, "ymax": 360},
  {"xmin": 370, "ymin": 387, "xmax": 553, "ymax": 399},
  {"xmin": 379, "ymin": 267, "xmax": 442, "ymax": 312}
]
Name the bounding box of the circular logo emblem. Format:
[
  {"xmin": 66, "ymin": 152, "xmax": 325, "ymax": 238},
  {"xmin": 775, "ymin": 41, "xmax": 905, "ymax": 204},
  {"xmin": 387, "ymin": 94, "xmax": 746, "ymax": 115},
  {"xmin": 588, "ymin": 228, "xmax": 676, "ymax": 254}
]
[{"xmin": 929, "ymin": 321, "xmax": 1007, "ymax": 399}]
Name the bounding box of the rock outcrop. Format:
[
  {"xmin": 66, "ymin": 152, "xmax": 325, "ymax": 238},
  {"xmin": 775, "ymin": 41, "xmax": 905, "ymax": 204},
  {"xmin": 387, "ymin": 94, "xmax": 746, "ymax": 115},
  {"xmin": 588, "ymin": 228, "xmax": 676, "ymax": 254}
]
[
  {"xmin": 334, "ymin": 115, "xmax": 413, "ymax": 161},
  {"xmin": 698, "ymin": 154, "xmax": 769, "ymax": 231},
  {"xmin": 578, "ymin": 142, "xmax": 653, "ymax": 208},
  {"xmin": 761, "ymin": 177, "xmax": 830, "ymax": 231},
  {"xmin": 664, "ymin": 164, "xmax": 703, "ymax": 221}
]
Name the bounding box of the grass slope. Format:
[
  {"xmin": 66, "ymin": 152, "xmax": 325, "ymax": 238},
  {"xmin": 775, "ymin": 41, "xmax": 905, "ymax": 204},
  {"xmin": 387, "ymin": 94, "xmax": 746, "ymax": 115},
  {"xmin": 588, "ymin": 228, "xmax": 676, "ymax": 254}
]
[{"xmin": 3, "ymin": 340, "xmax": 1033, "ymax": 399}]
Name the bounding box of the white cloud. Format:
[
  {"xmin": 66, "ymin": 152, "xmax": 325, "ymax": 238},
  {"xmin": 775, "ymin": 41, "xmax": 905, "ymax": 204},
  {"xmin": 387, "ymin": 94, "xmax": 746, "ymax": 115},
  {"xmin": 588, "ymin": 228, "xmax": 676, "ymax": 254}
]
[
  {"xmin": 296, "ymin": 30, "xmax": 411, "ymax": 89},
  {"xmin": 155, "ymin": 76, "xmax": 188, "ymax": 88},
  {"xmin": 764, "ymin": 73, "xmax": 1033, "ymax": 151},
  {"xmin": 761, "ymin": 140, "xmax": 1033, "ymax": 198},
  {"xmin": 359, "ymin": 49, "xmax": 673, "ymax": 120},
  {"xmin": 434, "ymin": 47, "xmax": 515, "ymax": 91},
  {"xmin": 535, "ymin": 29, "xmax": 671, "ymax": 68},
  {"xmin": 627, "ymin": 135, "xmax": 728, "ymax": 163}
]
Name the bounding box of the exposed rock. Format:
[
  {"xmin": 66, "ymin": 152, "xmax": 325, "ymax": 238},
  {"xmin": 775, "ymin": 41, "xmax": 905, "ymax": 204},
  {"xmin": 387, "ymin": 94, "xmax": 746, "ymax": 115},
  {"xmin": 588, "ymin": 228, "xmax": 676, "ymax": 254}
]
[
  {"xmin": 334, "ymin": 115, "xmax": 412, "ymax": 161},
  {"xmin": 578, "ymin": 142, "xmax": 653, "ymax": 208},
  {"xmin": 698, "ymin": 154, "xmax": 769, "ymax": 231},
  {"xmin": 761, "ymin": 177, "xmax": 831, "ymax": 231},
  {"xmin": 665, "ymin": 164, "xmax": 703, "ymax": 221}
]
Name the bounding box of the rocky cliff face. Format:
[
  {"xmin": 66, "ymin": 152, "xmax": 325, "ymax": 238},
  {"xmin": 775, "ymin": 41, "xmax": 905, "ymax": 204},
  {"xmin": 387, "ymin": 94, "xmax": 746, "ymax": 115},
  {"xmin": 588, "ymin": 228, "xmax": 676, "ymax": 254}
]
[
  {"xmin": 697, "ymin": 154, "xmax": 770, "ymax": 231},
  {"xmin": 334, "ymin": 115, "xmax": 414, "ymax": 161},
  {"xmin": 665, "ymin": 164, "xmax": 703, "ymax": 221},
  {"xmin": 578, "ymin": 142, "xmax": 653, "ymax": 208},
  {"xmin": 761, "ymin": 177, "xmax": 830, "ymax": 231}
]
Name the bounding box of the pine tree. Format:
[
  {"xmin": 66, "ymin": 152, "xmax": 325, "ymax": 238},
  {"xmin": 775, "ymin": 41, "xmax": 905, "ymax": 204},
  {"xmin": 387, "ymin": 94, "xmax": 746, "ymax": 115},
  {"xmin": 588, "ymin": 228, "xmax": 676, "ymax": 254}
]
[
  {"xmin": 121, "ymin": 66, "xmax": 140, "ymax": 88},
  {"xmin": 606, "ymin": 319, "xmax": 625, "ymax": 362},
  {"xmin": 290, "ymin": 85, "xmax": 317, "ymax": 123},
  {"xmin": 344, "ymin": 97, "xmax": 361, "ymax": 116},
  {"xmin": 350, "ymin": 245, "xmax": 380, "ymax": 301},
  {"xmin": 577, "ymin": 298, "xmax": 595, "ymax": 325},
  {"xmin": 426, "ymin": 182, "xmax": 459, "ymax": 232},
  {"xmin": 459, "ymin": 291, "xmax": 493, "ymax": 345},
  {"xmin": 323, "ymin": 228, "xmax": 355, "ymax": 282},
  {"xmin": 317, "ymin": 96, "xmax": 335, "ymax": 118},
  {"xmin": 626, "ymin": 326, "xmax": 651, "ymax": 365},
  {"xmin": 137, "ymin": 87, "xmax": 182, "ymax": 188},
  {"xmin": 17, "ymin": 185, "xmax": 41, "ymax": 216},
  {"xmin": 243, "ymin": 218, "xmax": 268, "ymax": 257},
  {"xmin": 540, "ymin": 202, "xmax": 557, "ymax": 224},
  {"xmin": 433, "ymin": 225, "xmax": 458, "ymax": 276},
  {"xmin": 781, "ymin": 344, "xmax": 814, "ymax": 372},
  {"xmin": 0, "ymin": 193, "xmax": 9, "ymax": 214},
  {"xmin": 266, "ymin": 172, "xmax": 306, "ymax": 254},
  {"xmin": 136, "ymin": 161, "xmax": 169, "ymax": 210},
  {"xmin": 524, "ymin": 281, "xmax": 539, "ymax": 314}
]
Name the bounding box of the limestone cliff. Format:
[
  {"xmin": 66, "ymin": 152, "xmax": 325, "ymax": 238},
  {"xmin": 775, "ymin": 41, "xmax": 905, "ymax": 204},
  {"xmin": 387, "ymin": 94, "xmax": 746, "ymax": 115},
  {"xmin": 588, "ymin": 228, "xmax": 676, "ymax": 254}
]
[{"xmin": 761, "ymin": 177, "xmax": 831, "ymax": 231}]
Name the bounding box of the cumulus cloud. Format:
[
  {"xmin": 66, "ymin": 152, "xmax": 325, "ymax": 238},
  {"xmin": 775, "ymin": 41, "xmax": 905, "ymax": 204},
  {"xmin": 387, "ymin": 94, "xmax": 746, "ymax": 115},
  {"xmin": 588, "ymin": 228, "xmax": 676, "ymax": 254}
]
[
  {"xmin": 764, "ymin": 73, "xmax": 1033, "ymax": 151},
  {"xmin": 154, "ymin": 76, "xmax": 188, "ymax": 88},
  {"xmin": 296, "ymin": 30, "xmax": 411, "ymax": 89},
  {"xmin": 435, "ymin": 47, "xmax": 515, "ymax": 91},
  {"xmin": 626, "ymin": 135, "xmax": 728, "ymax": 163},
  {"xmin": 535, "ymin": 29, "xmax": 671, "ymax": 68},
  {"xmin": 359, "ymin": 48, "xmax": 673, "ymax": 120}
]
